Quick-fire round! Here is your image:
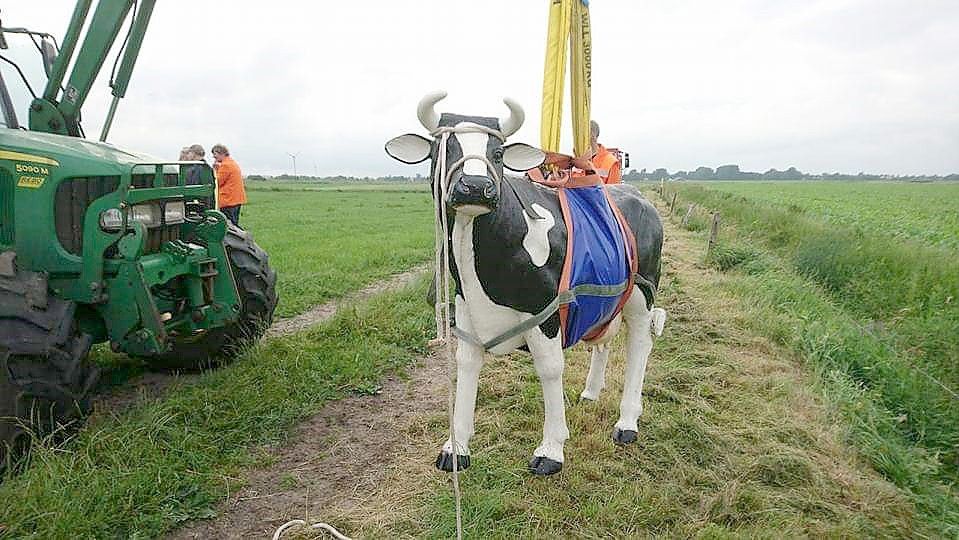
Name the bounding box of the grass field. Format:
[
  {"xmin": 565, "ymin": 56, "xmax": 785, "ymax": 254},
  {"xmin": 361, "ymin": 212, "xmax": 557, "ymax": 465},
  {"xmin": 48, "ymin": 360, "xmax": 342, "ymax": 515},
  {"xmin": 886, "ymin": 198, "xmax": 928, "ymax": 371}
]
[
  {"xmin": 2, "ymin": 182, "xmax": 957, "ymax": 538},
  {"xmin": 247, "ymin": 180, "xmax": 430, "ymax": 193},
  {"xmin": 657, "ymin": 181, "xmax": 959, "ymax": 532},
  {"xmin": 694, "ymin": 181, "xmax": 959, "ymax": 250},
  {"xmin": 326, "ymin": 213, "xmax": 927, "ymax": 537},
  {"xmin": 241, "ymin": 187, "xmax": 434, "ymax": 317},
  {"xmin": 0, "ymin": 185, "xmax": 436, "ymax": 538}
]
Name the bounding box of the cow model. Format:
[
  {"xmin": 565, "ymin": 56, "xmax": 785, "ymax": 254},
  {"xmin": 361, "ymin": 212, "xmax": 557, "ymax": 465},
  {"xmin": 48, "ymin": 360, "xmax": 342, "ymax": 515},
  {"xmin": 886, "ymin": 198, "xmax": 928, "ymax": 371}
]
[{"xmin": 386, "ymin": 92, "xmax": 665, "ymax": 476}]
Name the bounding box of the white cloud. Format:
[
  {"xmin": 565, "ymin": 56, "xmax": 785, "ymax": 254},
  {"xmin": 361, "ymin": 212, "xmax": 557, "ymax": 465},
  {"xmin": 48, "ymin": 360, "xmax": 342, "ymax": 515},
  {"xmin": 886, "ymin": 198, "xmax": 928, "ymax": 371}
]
[{"xmin": 2, "ymin": 0, "xmax": 957, "ymax": 176}]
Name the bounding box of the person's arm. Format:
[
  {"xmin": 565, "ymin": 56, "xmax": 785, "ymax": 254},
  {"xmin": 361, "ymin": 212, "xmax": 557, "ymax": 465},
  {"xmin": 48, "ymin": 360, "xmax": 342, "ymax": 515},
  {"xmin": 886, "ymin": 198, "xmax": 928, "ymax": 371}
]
[{"xmin": 608, "ymin": 160, "xmax": 622, "ymax": 184}]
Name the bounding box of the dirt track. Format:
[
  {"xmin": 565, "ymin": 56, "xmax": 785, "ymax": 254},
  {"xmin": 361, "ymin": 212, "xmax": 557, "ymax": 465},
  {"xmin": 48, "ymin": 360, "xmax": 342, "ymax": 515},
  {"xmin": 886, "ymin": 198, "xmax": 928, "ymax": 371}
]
[{"xmin": 92, "ymin": 265, "xmax": 428, "ymax": 421}]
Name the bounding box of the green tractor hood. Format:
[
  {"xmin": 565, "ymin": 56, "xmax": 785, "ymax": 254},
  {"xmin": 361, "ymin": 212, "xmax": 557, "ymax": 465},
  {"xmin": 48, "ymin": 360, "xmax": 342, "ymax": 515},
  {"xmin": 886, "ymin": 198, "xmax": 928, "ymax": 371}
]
[{"xmin": 0, "ymin": 129, "xmax": 165, "ymax": 174}]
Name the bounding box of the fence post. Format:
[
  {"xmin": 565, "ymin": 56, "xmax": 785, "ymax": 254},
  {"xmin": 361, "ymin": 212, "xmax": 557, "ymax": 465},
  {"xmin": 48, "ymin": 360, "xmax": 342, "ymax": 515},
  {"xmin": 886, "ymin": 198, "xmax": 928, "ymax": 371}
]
[
  {"xmin": 681, "ymin": 203, "xmax": 695, "ymax": 227},
  {"xmin": 706, "ymin": 212, "xmax": 720, "ymax": 257},
  {"xmin": 669, "ymin": 192, "xmax": 678, "ymax": 214}
]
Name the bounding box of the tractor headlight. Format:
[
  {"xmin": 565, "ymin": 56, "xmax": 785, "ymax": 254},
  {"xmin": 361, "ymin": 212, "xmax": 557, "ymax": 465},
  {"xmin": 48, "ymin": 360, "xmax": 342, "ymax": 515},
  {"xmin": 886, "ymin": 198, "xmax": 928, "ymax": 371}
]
[
  {"xmin": 164, "ymin": 201, "xmax": 186, "ymax": 224},
  {"xmin": 99, "ymin": 203, "xmax": 163, "ymax": 232},
  {"xmin": 129, "ymin": 204, "xmax": 162, "ymax": 227},
  {"xmin": 99, "ymin": 208, "xmax": 123, "ymax": 231}
]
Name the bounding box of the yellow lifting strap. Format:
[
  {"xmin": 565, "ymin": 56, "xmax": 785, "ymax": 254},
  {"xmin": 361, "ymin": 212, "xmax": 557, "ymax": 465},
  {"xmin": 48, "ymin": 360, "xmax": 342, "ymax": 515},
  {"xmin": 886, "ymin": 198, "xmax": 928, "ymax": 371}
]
[{"xmin": 540, "ymin": 0, "xmax": 592, "ymax": 158}]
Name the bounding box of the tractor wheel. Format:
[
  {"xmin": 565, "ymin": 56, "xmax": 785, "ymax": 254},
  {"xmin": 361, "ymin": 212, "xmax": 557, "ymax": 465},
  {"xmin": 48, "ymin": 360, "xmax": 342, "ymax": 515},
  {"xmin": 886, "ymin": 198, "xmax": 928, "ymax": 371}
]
[
  {"xmin": 0, "ymin": 356, "xmax": 30, "ymax": 468},
  {"xmin": 0, "ymin": 313, "xmax": 97, "ymax": 469},
  {"xmin": 147, "ymin": 223, "xmax": 278, "ymax": 370}
]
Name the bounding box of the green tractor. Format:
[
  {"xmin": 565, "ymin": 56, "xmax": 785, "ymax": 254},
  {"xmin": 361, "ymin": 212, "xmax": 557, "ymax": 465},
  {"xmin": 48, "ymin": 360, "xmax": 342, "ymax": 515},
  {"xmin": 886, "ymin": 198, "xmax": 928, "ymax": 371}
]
[{"xmin": 0, "ymin": 1, "xmax": 278, "ymax": 464}]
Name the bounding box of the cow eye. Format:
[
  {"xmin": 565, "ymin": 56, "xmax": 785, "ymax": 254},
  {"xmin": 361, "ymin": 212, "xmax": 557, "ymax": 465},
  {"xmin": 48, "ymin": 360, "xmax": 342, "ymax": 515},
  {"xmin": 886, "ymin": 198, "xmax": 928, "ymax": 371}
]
[{"xmin": 492, "ymin": 149, "xmax": 503, "ymax": 164}]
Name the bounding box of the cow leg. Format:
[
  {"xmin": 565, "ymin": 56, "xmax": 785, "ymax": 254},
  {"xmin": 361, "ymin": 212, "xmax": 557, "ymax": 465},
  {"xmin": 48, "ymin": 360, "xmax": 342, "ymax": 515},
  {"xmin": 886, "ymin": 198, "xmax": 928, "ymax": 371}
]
[
  {"xmin": 613, "ymin": 287, "xmax": 654, "ymax": 445},
  {"xmin": 436, "ymin": 335, "xmax": 484, "ymax": 472},
  {"xmin": 580, "ymin": 344, "xmax": 609, "ymax": 401},
  {"xmin": 525, "ymin": 329, "xmax": 568, "ymax": 476}
]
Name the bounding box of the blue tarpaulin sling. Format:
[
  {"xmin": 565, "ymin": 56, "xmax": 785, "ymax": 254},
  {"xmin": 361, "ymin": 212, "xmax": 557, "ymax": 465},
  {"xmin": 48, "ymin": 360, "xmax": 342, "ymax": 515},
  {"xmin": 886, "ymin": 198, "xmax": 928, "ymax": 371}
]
[{"xmin": 557, "ymin": 184, "xmax": 632, "ymax": 348}]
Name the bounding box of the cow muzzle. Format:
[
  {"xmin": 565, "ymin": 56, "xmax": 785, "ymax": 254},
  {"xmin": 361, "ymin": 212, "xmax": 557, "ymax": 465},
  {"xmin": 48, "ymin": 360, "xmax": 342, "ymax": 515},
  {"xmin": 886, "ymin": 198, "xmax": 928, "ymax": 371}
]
[{"xmin": 448, "ymin": 174, "xmax": 498, "ymax": 216}]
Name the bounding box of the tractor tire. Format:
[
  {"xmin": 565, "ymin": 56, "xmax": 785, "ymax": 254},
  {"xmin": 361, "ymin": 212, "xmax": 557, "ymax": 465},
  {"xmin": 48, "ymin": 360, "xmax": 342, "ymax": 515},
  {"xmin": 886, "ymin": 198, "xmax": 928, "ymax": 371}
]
[
  {"xmin": 0, "ymin": 356, "xmax": 30, "ymax": 468},
  {"xmin": 146, "ymin": 223, "xmax": 278, "ymax": 370},
  {"xmin": 0, "ymin": 305, "xmax": 97, "ymax": 468}
]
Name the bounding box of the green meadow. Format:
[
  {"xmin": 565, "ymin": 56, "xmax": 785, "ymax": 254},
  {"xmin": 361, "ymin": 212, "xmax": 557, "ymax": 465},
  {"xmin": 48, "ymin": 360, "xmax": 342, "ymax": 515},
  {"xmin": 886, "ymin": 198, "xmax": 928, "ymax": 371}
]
[
  {"xmin": 657, "ymin": 181, "xmax": 959, "ymax": 533},
  {"xmin": 698, "ymin": 181, "xmax": 959, "ymax": 250},
  {"xmin": 2, "ymin": 182, "xmax": 956, "ymax": 538}
]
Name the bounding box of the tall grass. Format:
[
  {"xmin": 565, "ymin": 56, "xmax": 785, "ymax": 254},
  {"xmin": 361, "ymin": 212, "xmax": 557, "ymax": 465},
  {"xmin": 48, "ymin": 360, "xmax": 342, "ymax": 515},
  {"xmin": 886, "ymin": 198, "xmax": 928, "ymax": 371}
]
[{"xmin": 664, "ymin": 183, "xmax": 959, "ymax": 530}]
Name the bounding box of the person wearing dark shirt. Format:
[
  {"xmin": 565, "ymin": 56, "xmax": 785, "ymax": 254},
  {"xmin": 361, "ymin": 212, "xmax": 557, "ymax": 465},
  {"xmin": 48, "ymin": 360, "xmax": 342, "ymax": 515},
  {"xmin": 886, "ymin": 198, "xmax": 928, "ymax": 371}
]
[{"xmin": 185, "ymin": 144, "xmax": 207, "ymax": 186}]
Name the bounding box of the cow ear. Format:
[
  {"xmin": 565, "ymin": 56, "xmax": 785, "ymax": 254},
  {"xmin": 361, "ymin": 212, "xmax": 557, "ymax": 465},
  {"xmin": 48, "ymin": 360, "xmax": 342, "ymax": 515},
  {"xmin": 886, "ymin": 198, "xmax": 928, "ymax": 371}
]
[
  {"xmin": 502, "ymin": 143, "xmax": 546, "ymax": 172},
  {"xmin": 385, "ymin": 134, "xmax": 432, "ymax": 164}
]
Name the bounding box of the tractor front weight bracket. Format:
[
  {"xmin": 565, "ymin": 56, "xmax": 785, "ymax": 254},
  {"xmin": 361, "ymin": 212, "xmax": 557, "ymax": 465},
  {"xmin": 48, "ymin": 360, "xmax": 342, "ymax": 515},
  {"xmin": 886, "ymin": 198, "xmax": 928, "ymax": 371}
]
[{"xmin": 101, "ymin": 211, "xmax": 242, "ymax": 356}]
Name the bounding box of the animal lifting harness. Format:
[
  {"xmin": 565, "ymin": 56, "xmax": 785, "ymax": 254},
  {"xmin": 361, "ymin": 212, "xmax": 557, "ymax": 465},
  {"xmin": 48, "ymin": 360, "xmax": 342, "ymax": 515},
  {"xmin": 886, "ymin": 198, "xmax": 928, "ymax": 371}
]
[{"xmin": 453, "ymin": 168, "xmax": 639, "ymax": 351}]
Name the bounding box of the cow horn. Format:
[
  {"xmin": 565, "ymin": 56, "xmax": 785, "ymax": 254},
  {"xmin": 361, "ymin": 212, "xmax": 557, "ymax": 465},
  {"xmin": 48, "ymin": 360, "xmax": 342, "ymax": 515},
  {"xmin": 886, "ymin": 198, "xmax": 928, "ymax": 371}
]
[
  {"xmin": 500, "ymin": 97, "xmax": 524, "ymax": 137},
  {"xmin": 417, "ymin": 90, "xmax": 447, "ymax": 132}
]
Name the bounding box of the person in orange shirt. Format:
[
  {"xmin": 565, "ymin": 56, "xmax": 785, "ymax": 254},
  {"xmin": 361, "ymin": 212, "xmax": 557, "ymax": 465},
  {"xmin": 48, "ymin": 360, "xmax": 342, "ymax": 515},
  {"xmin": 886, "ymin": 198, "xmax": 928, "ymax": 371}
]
[
  {"xmin": 210, "ymin": 143, "xmax": 247, "ymax": 226},
  {"xmin": 589, "ymin": 120, "xmax": 622, "ymax": 185}
]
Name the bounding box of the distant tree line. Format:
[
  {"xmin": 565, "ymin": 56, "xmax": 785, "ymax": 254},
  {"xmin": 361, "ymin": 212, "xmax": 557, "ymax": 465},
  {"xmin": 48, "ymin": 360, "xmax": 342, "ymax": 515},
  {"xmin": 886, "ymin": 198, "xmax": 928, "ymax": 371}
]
[{"xmin": 622, "ymin": 165, "xmax": 958, "ymax": 182}]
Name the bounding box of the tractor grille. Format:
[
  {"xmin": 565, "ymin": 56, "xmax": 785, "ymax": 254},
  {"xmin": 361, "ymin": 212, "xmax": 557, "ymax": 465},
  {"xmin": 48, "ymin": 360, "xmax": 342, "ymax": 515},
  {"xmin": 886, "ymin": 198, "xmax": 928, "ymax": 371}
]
[
  {"xmin": 0, "ymin": 168, "xmax": 13, "ymax": 245},
  {"xmin": 55, "ymin": 176, "xmax": 181, "ymax": 256},
  {"xmin": 144, "ymin": 220, "xmax": 182, "ymax": 253},
  {"xmin": 55, "ymin": 176, "xmax": 120, "ymax": 255}
]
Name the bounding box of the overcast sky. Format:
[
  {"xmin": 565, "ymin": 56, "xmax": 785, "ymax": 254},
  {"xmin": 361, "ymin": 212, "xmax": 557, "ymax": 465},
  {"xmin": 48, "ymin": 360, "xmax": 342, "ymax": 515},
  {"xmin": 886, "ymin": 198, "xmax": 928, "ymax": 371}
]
[{"xmin": 3, "ymin": 1, "xmax": 957, "ymax": 176}]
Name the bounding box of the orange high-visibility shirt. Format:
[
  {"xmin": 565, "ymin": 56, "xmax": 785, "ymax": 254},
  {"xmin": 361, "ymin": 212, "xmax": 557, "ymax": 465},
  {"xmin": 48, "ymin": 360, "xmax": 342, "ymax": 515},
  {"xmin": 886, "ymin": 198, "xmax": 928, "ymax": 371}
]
[
  {"xmin": 215, "ymin": 156, "xmax": 247, "ymax": 207},
  {"xmin": 593, "ymin": 144, "xmax": 621, "ymax": 184}
]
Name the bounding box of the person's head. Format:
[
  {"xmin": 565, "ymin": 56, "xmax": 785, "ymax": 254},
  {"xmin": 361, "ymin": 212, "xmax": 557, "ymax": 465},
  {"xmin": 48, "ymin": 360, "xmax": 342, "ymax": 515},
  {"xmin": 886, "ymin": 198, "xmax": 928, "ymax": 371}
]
[
  {"xmin": 179, "ymin": 146, "xmax": 191, "ymax": 161},
  {"xmin": 188, "ymin": 144, "xmax": 205, "ymax": 161},
  {"xmin": 590, "ymin": 120, "xmax": 600, "ymax": 144},
  {"xmin": 210, "ymin": 143, "xmax": 229, "ymax": 163}
]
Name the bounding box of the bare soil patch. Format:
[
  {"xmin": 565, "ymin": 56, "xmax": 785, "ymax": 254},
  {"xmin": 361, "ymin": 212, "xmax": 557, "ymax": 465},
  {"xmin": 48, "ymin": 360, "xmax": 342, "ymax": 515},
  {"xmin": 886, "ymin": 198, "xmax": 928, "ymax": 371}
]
[{"xmin": 168, "ymin": 351, "xmax": 447, "ymax": 539}]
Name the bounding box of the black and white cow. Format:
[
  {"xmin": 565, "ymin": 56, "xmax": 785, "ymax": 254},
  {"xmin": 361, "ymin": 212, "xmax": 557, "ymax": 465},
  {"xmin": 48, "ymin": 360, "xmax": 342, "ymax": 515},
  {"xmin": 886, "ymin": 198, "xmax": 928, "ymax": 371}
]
[{"xmin": 386, "ymin": 92, "xmax": 665, "ymax": 476}]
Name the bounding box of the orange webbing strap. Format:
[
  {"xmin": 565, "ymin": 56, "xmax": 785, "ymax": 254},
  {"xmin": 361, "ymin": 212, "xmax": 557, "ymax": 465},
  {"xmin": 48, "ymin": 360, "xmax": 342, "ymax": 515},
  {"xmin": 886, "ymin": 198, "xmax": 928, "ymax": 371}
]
[
  {"xmin": 556, "ymin": 188, "xmax": 574, "ymax": 342},
  {"xmin": 527, "ymin": 151, "xmax": 601, "ymax": 188}
]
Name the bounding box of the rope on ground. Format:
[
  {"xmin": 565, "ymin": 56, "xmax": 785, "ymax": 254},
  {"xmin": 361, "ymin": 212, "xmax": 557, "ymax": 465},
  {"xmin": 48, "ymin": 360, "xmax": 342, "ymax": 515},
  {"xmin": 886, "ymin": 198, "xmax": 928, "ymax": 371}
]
[{"xmin": 272, "ymin": 519, "xmax": 353, "ymax": 540}]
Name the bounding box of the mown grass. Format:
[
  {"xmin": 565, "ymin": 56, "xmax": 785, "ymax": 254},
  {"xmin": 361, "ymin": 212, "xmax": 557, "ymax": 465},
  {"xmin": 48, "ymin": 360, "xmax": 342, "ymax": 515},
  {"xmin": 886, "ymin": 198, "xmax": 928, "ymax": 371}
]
[
  {"xmin": 319, "ymin": 213, "xmax": 923, "ymax": 537},
  {"xmin": 659, "ymin": 184, "xmax": 959, "ymax": 533},
  {"xmin": 0, "ymin": 278, "xmax": 434, "ymax": 538}
]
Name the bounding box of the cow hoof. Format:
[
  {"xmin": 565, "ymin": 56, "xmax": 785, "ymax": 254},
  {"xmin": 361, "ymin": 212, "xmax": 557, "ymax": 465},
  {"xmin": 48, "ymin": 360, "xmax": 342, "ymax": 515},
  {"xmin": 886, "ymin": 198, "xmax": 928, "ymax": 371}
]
[
  {"xmin": 528, "ymin": 456, "xmax": 563, "ymax": 476},
  {"xmin": 435, "ymin": 451, "xmax": 470, "ymax": 472},
  {"xmin": 612, "ymin": 428, "xmax": 638, "ymax": 445}
]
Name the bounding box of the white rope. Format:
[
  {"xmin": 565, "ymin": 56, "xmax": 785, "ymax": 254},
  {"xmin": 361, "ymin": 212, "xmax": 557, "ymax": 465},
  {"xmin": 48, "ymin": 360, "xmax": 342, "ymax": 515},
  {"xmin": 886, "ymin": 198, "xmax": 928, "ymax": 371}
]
[
  {"xmin": 272, "ymin": 519, "xmax": 353, "ymax": 540},
  {"xmin": 272, "ymin": 126, "xmax": 504, "ymax": 540},
  {"xmin": 429, "ymin": 124, "xmax": 505, "ymax": 540}
]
